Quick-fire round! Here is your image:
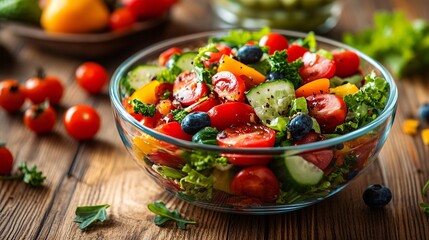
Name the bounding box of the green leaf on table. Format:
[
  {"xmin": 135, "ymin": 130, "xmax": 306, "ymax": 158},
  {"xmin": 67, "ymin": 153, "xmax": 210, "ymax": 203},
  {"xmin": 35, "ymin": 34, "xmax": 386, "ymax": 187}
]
[
  {"xmin": 147, "ymin": 201, "xmax": 196, "ymax": 230},
  {"xmin": 74, "ymin": 204, "xmax": 110, "ymax": 230},
  {"xmin": 18, "ymin": 162, "xmax": 46, "ymax": 187}
]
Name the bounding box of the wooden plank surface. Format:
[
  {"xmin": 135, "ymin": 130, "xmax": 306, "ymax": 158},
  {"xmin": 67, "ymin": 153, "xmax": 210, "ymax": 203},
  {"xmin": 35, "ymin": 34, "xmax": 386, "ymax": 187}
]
[{"xmin": 1, "ymin": 0, "xmax": 429, "ymax": 239}]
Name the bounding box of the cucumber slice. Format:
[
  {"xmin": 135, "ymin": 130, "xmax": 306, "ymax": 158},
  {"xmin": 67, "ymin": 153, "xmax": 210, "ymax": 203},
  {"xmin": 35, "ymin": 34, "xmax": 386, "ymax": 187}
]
[
  {"xmin": 123, "ymin": 65, "xmax": 166, "ymax": 95},
  {"xmin": 174, "ymin": 52, "xmax": 197, "ymax": 72},
  {"xmin": 274, "ymin": 155, "xmax": 324, "ymax": 189},
  {"xmin": 246, "ymin": 80, "xmax": 295, "ymax": 125}
]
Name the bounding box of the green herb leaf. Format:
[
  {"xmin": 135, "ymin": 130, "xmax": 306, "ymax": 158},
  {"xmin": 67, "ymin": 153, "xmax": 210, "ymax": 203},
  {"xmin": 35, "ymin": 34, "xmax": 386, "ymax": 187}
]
[
  {"xmin": 210, "ymin": 27, "xmax": 271, "ymax": 47},
  {"xmin": 147, "ymin": 201, "xmax": 196, "ymax": 230},
  {"xmin": 268, "ymin": 50, "xmax": 303, "ymax": 89},
  {"xmin": 182, "ymin": 150, "xmax": 228, "ymax": 171},
  {"xmin": 171, "ymin": 109, "xmax": 188, "ymax": 123},
  {"xmin": 193, "ymin": 44, "xmax": 218, "ymax": 83},
  {"xmin": 191, "ymin": 127, "xmax": 219, "ymax": 145},
  {"xmin": 18, "ymin": 162, "xmax": 46, "ymax": 187},
  {"xmin": 294, "ymin": 31, "xmax": 317, "ymax": 52},
  {"xmin": 74, "ymin": 204, "xmax": 110, "ymax": 230},
  {"xmin": 131, "ymin": 99, "xmax": 156, "ymax": 117}
]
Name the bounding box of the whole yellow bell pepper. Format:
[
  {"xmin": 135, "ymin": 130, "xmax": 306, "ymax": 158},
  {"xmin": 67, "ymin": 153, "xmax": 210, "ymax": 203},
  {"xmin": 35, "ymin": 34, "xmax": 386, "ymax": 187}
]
[{"xmin": 41, "ymin": 0, "xmax": 109, "ymax": 33}]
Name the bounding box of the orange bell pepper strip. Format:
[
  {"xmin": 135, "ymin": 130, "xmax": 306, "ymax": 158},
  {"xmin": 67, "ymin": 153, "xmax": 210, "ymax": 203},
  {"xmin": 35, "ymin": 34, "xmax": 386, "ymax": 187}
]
[
  {"xmin": 217, "ymin": 55, "xmax": 266, "ymax": 89},
  {"xmin": 295, "ymin": 78, "xmax": 330, "ymax": 98}
]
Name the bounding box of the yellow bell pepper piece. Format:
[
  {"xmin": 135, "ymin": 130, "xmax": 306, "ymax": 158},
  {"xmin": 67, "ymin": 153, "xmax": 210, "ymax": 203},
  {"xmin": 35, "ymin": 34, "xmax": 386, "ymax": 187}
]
[
  {"xmin": 129, "ymin": 80, "xmax": 161, "ymax": 105},
  {"xmin": 217, "ymin": 55, "xmax": 266, "ymax": 88},
  {"xmin": 41, "ymin": 0, "xmax": 109, "ymax": 33},
  {"xmin": 421, "ymin": 129, "xmax": 429, "ymax": 145},
  {"xmin": 402, "ymin": 119, "xmax": 420, "ymax": 135},
  {"xmin": 330, "ymin": 83, "xmax": 359, "ymax": 98}
]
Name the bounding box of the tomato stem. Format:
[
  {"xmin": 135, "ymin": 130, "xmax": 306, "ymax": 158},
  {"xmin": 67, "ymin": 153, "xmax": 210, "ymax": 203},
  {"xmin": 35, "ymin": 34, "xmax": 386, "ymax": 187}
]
[{"xmin": 36, "ymin": 67, "xmax": 46, "ymax": 79}]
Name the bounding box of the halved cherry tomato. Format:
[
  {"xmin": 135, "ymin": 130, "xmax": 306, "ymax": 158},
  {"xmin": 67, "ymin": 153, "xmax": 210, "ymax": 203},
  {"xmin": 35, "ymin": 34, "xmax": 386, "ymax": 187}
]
[
  {"xmin": 332, "ymin": 49, "xmax": 360, "ymax": 78},
  {"xmin": 204, "ymin": 45, "xmax": 232, "ymax": 67},
  {"xmin": 159, "ymin": 47, "xmax": 182, "ymax": 66},
  {"xmin": 295, "ymin": 78, "xmax": 330, "ymax": 98},
  {"xmin": 217, "ymin": 55, "xmax": 266, "ymax": 89},
  {"xmin": 287, "ymin": 44, "xmax": 308, "ymax": 62},
  {"xmin": 217, "ymin": 124, "xmax": 276, "ymax": 166},
  {"xmin": 64, "ymin": 105, "xmax": 100, "ymax": 140},
  {"xmin": 307, "ymin": 94, "xmax": 347, "ymax": 133},
  {"xmin": 0, "ymin": 80, "xmax": 26, "ymax": 112},
  {"xmin": 155, "ymin": 121, "xmax": 193, "ymax": 141},
  {"xmin": 173, "ymin": 71, "xmax": 209, "ymax": 107},
  {"xmin": 24, "ymin": 102, "xmax": 57, "ymax": 134},
  {"xmin": 300, "ymin": 150, "xmax": 334, "ymax": 171},
  {"xmin": 207, "ymin": 102, "xmax": 257, "ymax": 130},
  {"xmin": 146, "ymin": 150, "xmax": 185, "ymax": 169},
  {"xmin": 0, "ymin": 144, "xmax": 14, "ymax": 175},
  {"xmin": 299, "ymin": 52, "xmax": 336, "ymax": 84},
  {"xmin": 75, "ymin": 62, "xmax": 108, "ymax": 94},
  {"xmin": 230, "ymin": 166, "xmax": 280, "ymax": 203},
  {"xmin": 294, "ymin": 131, "xmax": 327, "ymax": 145},
  {"xmin": 259, "ymin": 33, "xmax": 289, "ymax": 55},
  {"xmin": 109, "ymin": 8, "xmax": 136, "ymax": 31},
  {"xmin": 25, "ymin": 69, "xmax": 64, "ymax": 105},
  {"xmin": 335, "ymin": 135, "xmax": 379, "ymax": 171},
  {"xmin": 212, "ymin": 71, "xmax": 246, "ymax": 103},
  {"xmin": 187, "ymin": 96, "xmax": 220, "ymax": 113}
]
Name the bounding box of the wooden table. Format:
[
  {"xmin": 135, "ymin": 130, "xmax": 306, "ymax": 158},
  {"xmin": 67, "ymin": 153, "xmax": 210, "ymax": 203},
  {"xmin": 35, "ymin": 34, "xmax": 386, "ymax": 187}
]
[{"xmin": 1, "ymin": 0, "xmax": 429, "ymax": 239}]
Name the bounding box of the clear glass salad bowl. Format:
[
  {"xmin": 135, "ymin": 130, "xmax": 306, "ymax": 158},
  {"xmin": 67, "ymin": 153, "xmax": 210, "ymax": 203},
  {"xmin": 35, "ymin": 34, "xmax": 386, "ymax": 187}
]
[{"xmin": 109, "ymin": 29, "xmax": 398, "ymax": 214}]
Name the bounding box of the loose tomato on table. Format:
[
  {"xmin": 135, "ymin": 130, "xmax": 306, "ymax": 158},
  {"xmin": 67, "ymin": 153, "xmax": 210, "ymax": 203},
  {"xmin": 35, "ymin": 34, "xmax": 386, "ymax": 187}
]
[
  {"xmin": 230, "ymin": 166, "xmax": 280, "ymax": 203},
  {"xmin": 212, "ymin": 71, "xmax": 246, "ymax": 103},
  {"xmin": 173, "ymin": 71, "xmax": 209, "ymax": 107},
  {"xmin": 259, "ymin": 32, "xmax": 289, "ymax": 55},
  {"xmin": 75, "ymin": 62, "xmax": 109, "ymax": 94},
  {"xmin": 0, "ymin": 80, "xmax": 26, "ymax": 112},
  {"xmin": 109, "ymin": 8, "xmax": 136, "ymax": 31},
  {"xmin": 207, "ymin": 102, "xmax": 257, "ymax": 131},
  {"xmin": 24, "ymin": 102, "xmax": 57, "ymax": 134},
  {"xmin": 332, "ymin": 49, "xmax": 360, "ymax": 78},
  {"xmin": 0, "ymin": 144, "xmax": 14, "ymax": 175},
  {"xmin": 299, "ymin": 52, "xmax": 336, "ymax": 84},
  {"xmin": 24, "ymin": 69, "xmax": 64, "ymax": 105},
  {"xmin": 64, "ymin": 105, "xmax": 101, "ymax": 140},
  {"xmin": 159, "ymin": 47, "xmax": 182, "ymax": 66},
  {"xmin": 307, "ymin": 94, "xmax": 347, "ymax": 133}
]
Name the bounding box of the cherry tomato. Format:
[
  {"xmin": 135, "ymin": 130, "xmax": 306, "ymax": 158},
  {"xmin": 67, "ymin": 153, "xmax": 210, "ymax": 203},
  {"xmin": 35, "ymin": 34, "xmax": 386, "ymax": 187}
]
[
  {"xmin": 64, "ymin": 105, "xmax": 101, "ymax": 140},
  {"xmin": 24, "ymin": 102, "xmax": 57, "ymax": 134},
  {"xmin": 212, "ymin": 71, "xmax": 246, "ymax": 103},
  {"xmin": 187, "ymin": 96, "xmax": 220, "ymax": 113},
  {"xmin": 259, "ymin": 33, "xmax": 289, "ymax": 55},
  {"xmin": 109, "ymin": 8, "xmax": 136, "ymax": 31},
  {"xmin": 123, "ymin": 97, "xmax": 144, "ymax": 121},
  {"xmin": 159, "ymin": 47, "xmax": 182, "ymax": 66},
  {"xmin": 155, "ymin": 121, "xmax": 193, "ymax": 141},
  {"xmin": 332, "ymin": 49, "xmax": 360, "ymax": 78},
  {"xmin": 207, "ymin": 102, "xmax": 258, "ymax": 130},
  {"xmin": 300, "ymin": 150, "xmax": 334, "ymax": 171},
  {"xmin": 0, "ymin": 80, "xmax": 26, "ymax": 112},
  {"xmin": 294, "ymin": 132, "xmax": 326, "ymax": 145},
  {"xmin": 299, "ymin": 52, "xmax": 336, "ymax": 84},
  {"xmin": 24, "ymin": 69, "xmax": 64, "ymax": 105},
  {"xmin": 122, "ymin": 0, "xmax": 171, "ymax": 20},
  {"xmin": 146, "ymin": 150, "xmax": 185, "ymax": 169},
  {"xmin": 287, "ymin": 44, "xmax": 308, "ymax": 62},
  {"xmin": 204, "ymin": 45, "xmax": 232, "ymax": 67},
  {"xmin": 307, "ymin": 94, "xmax": 347, "ymax": 133},
  {"xmin": 173, "ymin": 71, "xmax": 209, "ymax": 106},
  {"xmin": 75, "ymin": 62, "xmax": 109, "ymax": 94},
  {"xmin": 230, "ymin": 166, "xmax": 280, "ymax": 203},
  {"xmin": 0, "ymin": 144, "xmax": 14, "ymax": 175},
  {"xmin": 217, "ymin": 124, "xmax": 276, "ymax": 166},
  {"xmin": 336, "ymin": 135, "xmax": 379, "ymax": 171}
]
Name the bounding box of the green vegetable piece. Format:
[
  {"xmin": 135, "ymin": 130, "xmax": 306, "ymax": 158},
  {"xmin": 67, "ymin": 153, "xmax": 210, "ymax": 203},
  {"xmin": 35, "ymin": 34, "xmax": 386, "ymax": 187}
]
[
  {"xmin": 74, "ymin": 204, "xmax": 110, "ymax": 230},
  {"xmin": 171, "ymin": 109, "xmax": 188, "ymax": 123},
  {"xmin": 147, "ymin": 201, "xmax": 196, "ymax": 230},
  {"xmin": 192, "ymin": 127, "xmax": 219, "ymax": 145},
  {"xmin": 193, "ymin": 44, "xmax": 218, "ymax": 83},
  {"xmin": 0, "ymin": 0, "xmax": 42, "ymax": 24},
  {"xmin": 421, "ymin": 180, "xmax": 429, "ymax": 214},
  {"xmin": 268, "ymin": 50, "xmax": 303, "ymax": 89},
  {"xmin": 210, "ymin": 27, "xmax": 270, "ymax": 47},
  {"xmin": 294, "ymin": 31, "xmax": 317, "ymax": 52},
  {"xmin": 289, "ymin": 97, "xmax": 308, "ymax": 116},
  {"xmin": 131, "ymin": 99, "xmax": 156, "ymax": 117},
  {"xmin": 19, "ymin": 162, "xmax": 46, "ymax": 187}
]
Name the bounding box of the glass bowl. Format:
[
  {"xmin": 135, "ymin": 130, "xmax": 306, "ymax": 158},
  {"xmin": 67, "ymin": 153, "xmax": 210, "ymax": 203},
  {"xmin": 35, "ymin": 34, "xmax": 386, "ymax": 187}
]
[{"xmin": 109, "ymin": 29, "xmax": 398, "ymax": 214}]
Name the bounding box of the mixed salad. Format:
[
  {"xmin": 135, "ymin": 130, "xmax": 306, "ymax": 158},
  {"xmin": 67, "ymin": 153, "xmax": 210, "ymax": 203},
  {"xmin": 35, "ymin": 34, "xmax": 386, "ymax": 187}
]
[{"xmin": 120, "ymin": 28, "xmax": 390, "ymax": 206}]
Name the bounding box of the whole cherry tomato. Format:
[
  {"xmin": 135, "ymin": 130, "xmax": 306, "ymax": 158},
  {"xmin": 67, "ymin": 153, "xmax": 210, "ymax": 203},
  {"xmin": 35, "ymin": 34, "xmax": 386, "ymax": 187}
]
[
  {"xmin": 24, "ymin": 69, "xmax": 64, "ymax": 105},
  {"xmin": 307, "ymin": 94, "xmax": 347, "ymax": 133},
  {"xmin": 122, "ymin": 0, "xmax": 172, "ymax": 20},
  {"xmin": 109, "ymin": 8, "xmax": 136, "ymax": 31},
  {"xmin": 287, "ymin": 44, "xmax": 308, "ymax": 62},
  {"xmin": 230, "ymin": 166, "xmax": 280, "ymax": 203},
  {"xmin": 212, "ymin": 71, "xmax": 246, "ymax": 103},
  {"xmin": 259, "ymin": 33, "xmax": 289, "ymax": 55},
  {"xmin": 0, "ymin": 144, "xmax": 14, "ymax": 175},
  {"xmin": 75, "ymin": 62, "xmax": 109, "ymax": 94},
  {"xmin": 0, "ymin": 80, "xmax": 26, "ymax": 112},
  {"xmin": 155, "ymin": 121, "xmax": 193, "ymax": 141},
  {"xmin": 23, "ymin": 102, "xmax": 57, "ymax": 134},
  {"xmin": 173, "ymin": 71, "xmax": 209, "ymax": 106},
  {"xmin": 64, "ymin": 105, "xmax": 101, "ymax": 140},
  {"xmin": 159, "ymin": 47, "xmax": 182, "ymax": 66},
  {"xmin": 332, "ymin": 49, "xmax": 360, "ymax": 78},
  {"xmin": 207, "ymin": 102, "xmax": 258, "ymax": 130},
  {"xmin": 299, "ymin": 52, "xmax": 336, "ymax": 84}
]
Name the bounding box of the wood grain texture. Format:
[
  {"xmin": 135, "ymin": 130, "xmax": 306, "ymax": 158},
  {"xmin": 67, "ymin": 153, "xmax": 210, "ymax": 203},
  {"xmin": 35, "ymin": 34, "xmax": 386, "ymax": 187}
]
[{"xmin": 1, "ymin": 0, "xmax": 429, "ymax": 239}]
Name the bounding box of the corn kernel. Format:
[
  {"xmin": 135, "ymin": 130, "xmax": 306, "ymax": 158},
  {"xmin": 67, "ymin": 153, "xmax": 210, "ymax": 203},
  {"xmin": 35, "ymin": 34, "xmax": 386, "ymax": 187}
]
[
  {"xmin": 422, "ymin": 129, "xmax": 429, "ymax": 145},
  {"xmin": 402, "ymin": 119, "xmax": 420, "ymax": 135}
]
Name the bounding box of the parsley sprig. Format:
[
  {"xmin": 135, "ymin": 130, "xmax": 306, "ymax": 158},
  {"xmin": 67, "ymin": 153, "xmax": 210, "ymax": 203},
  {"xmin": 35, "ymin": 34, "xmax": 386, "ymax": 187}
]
[
  {"xmin": 148, "ymin": 201, "xmax": 196, "ymax": 230},
  {"xmin": 74, "ymin": 204, "xmax": 110, "ymax": 230},
  {"xmin": 0, "ymin": 162, "xmax": 46, "ymax": 187},
  {"xmin": 130, "ymin": 99, "xmax": 156, "ymax": 117},
  {"xmin": 268, "ymin": 50, "xmax": 303, "ymax": 89}
]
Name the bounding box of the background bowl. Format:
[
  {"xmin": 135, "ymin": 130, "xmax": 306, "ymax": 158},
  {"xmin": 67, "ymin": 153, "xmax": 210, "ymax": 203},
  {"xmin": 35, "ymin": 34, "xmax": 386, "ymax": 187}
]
[{"xmin": 110, "ymin": 29, "xmax": 398, "ymax": 214}]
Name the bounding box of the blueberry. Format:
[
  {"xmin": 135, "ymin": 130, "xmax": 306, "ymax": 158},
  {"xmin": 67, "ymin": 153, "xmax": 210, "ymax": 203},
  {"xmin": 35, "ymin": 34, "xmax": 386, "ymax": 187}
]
[
  {"xmin": 419, "ymin": 103, "xmax": 429, "ymax": 123},
  {"xmin": 181, "ymin": 112, "xmax": 211, "ymax": 135},
  {"xmin": 266, "ymin": 71, "xmax": 284, "ymax": 81},
  {"xmin": 237, "ymin": 45, "xmax": 263, "ymax": 64},
  {"xmin": 287, "ymin": 113, "xmax": 313, "ymax": 140},
  {"xmin": 362, "ymin": 184, "xmax": 392, "ymax": 208}
]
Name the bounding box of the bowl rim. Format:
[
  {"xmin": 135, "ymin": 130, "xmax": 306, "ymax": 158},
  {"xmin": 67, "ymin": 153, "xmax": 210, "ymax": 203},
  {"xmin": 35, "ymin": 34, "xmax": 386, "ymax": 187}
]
[{"xmin": 109, "ymin": 29, "xmax": 398, "ymax": 155}]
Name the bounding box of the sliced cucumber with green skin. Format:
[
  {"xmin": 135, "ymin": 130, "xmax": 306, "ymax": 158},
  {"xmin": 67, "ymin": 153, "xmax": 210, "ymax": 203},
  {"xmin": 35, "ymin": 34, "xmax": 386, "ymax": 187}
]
[
  {"xmin": 173, "ymin": 52, "xmax": 197, "ymax": 72},
  {"xmin": 246, "ymin": 80, "xmax": 295, "ymax": 125},
  {"xmin": 124, "ymin": 65, "xmax": 166, "ymax": 95},
  {"xmin": 274, "ymin": 155, "xmax": 324, "ymax": 189}
]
